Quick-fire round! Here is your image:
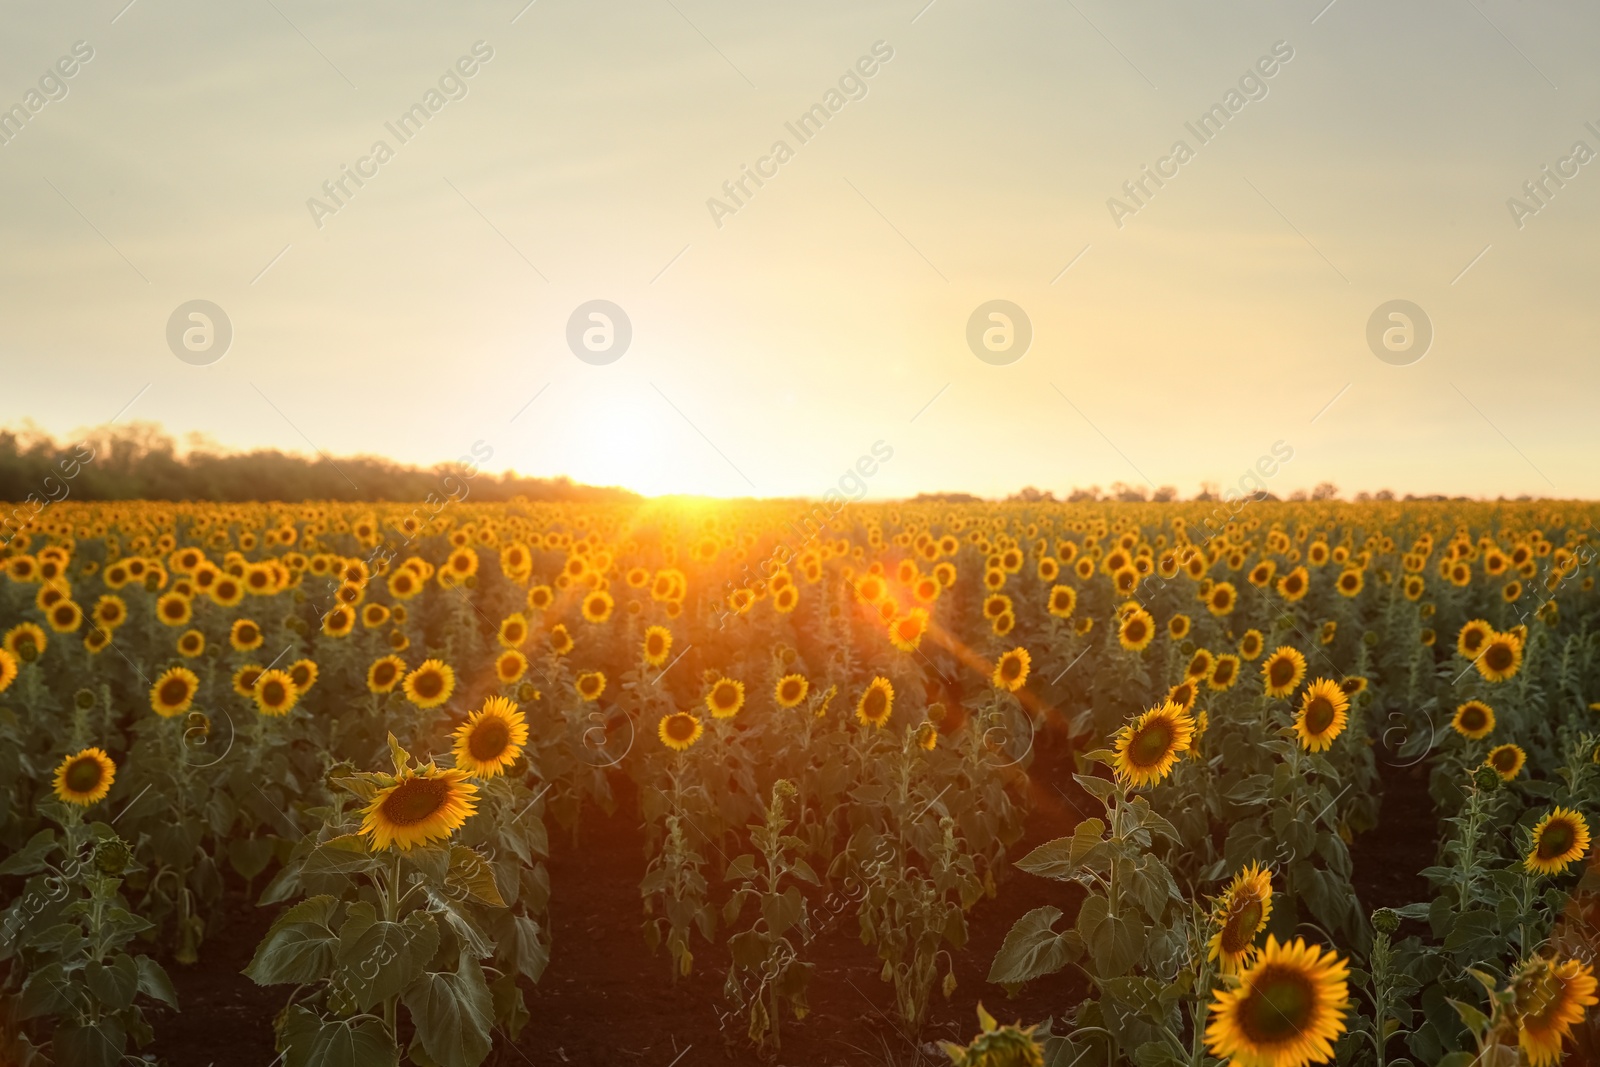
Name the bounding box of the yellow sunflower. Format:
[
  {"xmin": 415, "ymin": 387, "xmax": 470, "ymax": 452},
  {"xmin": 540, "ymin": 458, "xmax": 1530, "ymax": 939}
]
[
  {"xmin": 155, "ymin": 592, "xmax": 192, "ymax": 628},
  {"xmin": 1486, "ymin": 743, "xmax": 1527, "ymax": 781},
  {"xmin": 774, "ymin": 673, "xmax": 809, "ymax": 709},
  {"xmin": 1118, "ymin": 607, "xmax": 1156, "ymax": 652},
  {"xmin": 1261, "ymin": 646, "xmax": 1307, "ymax": 698},
  {"xmin": 1208, "ymin": 863, "xmax": 1274, "ymax": 975},
  {"xmin": 4, "ymin": 623, "xmax": 46, "ymax": 660},
  {"xmin": 1239, "ymin": 629, "xmax": 1264, "ymax": 660},
  {"xmin": 1168, "ymin": 613, "xmax": 1192, "ymax": 640},
  {"xmin": 1451, "ymin": 700, "xmax": 1495, "ymax": 740},
  {"xmin": 0, "ymin": 648, "xmax": 18, "ymax": 693},
  {"xmin": 1456, "ymin": 619, "xmax": 1493, "ymax": 660},
  {"xmin": 253, "ymin": 669, "xmax": 300, "ymax": 717},
  {"xmin": 1047, "ymin": 585, "xmax": 1077, "ymax": 618},
  {"xmin": 177, "ymin": 629, "xmax": 205, "ymax": 658},
  {"xmin": 1276, "ymin": 567, "xmax": 1309, "ymax": 602},
  {"xmin": 581, "ymin": 590, "xmax": 614, "ymax": 623},
  {"xmin": 889, "ymin": 609, "xmax": 929, "ymax": 652},
  {"xmin": 1208, "ymin": 654, "xmax": 1240, "ymax": 692},
  {"xmin": 1207, "ymin": 581, "xmax": 1238, "ymax": 616},
  {"xmin": 1111, "ymin": 702, "xmax": 1195, "ymax": 789},
  {"xmin": 452, "ymin": 696, "xmax": 529, "ymax": 778},
  {"xmin": 402, "ymin": 659, "xmax": 456, "ymax": 709},
  {"xmin": 1515, "ymin": 956, "xmax": 1598, "ymax": 1067},
  {"xmin": 495, "ymin": 649, "xmax": 528, "ymax": 684},
  {"xmin": 1205, "ymin": 936, "xmax": 1350, "ymax": 1067},
  {"xmin": 992, "ymin": 647, "xmax": 1031, "ymax": 692},
  {"xmin": 322, "ymin": 605, "xmax": 356, "ymax": 638},
  {"xmin": 856, "ymin": 676, "xmax": 895, "ymax": 728},
  {"xmin": 359, "ymin": 764, "xmax": 479, "ymax": 852},
  {"xmin": 1476, "ymin": 632, "xmax": 1524, "ymax": 683},
  {"xmin": 367, "ymin": 655, "xmax": 406, "ymax": 693},
  {"xmin": 642, "ymin": 625, "xmax": 673, "ymax": 667},
  {"xmin": 52, "ymin": 747, "xmax": 116, "ymax": 806},
  {"xmin": 1524, "ymin": 807, "xmax": 1590, "ymax": 876},
  {"xmin": 575, "ymin": 671, "xmax": 607, "ymax": 702},
  {"xmin": 548, "ymin": 624, "xmax": 574, "ymax": 656},
  {"xmin": 1335, "ymin": 568, "xmax": 1364, "ymax": 597},
  {"xmin": 498, "ymin": 613, "xmax": 529, "ymax": 648},
  {"xmin": 1293, "ymin": 679, "xmax": 1350, "ymax": 753},
  {"xmin": 658, "ymin": 711, "xmax": 704, "ymax": 751},
  {"xmin": 229, "ymin": 618, "xmax": 264, "ymax": 652},
  {"xmin": 706, "ymin": 677, "xmax": 746, "ymax": 719},
  {"xmin": 150, "ymin": 666, "xmax": 200, "ymax": 718}
]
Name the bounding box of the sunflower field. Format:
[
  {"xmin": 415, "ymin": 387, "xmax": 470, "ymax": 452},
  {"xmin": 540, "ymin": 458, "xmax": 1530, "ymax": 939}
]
[{"xmin": 0, "ymin": 497, "xmax": 1596, "ymax": 1067}]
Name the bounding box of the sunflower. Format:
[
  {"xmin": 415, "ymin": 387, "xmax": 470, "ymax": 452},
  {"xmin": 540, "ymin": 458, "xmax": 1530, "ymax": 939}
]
[
  {"xmin": 889, "ymin": 609, "xmax": 929, "ymax": 652},
  {"xmin": 176, "ymin": 629, "xmax": 205, "ymax": 658},
  {"xmin": 1166, "ymin": 679, "xmax": 1199, "ymax": 713},
  {"xmin": 1262, "ymin": 646, "xmax": 1307, "ymax": 698},
  {"xmin": 1335, "ymin": 568, "xmax": 1364, "ymax": 597},
  {"xmin": 359, "ymin": 764, "xmax": 479, "ymax": 852},
  {"xmin": 581, "ymin": 590, "xmax": 614, "ymax": 623},
  {"xmin": 575, "ymin": 671, "xmax": 607, "ymax": 702},
  {"xmin": 1339, "ymin": 676, "xmax": 1367, "ymax": 697},
  {"xmin": 497, "ymin": 613, "xmax": 529, "ymax": 649},
  {"xmin": 1276, "ymin": 567, "xmax": 1309, "ymax": 602},
  {"xmin": 1209, "ymin": 654, "xmax": 1240, "ymax": 691},
  {"xmin": 92, "ymin": 595, "xmax": 128, "ymax": 630},
  {"xmin": 1239, "ymin": 630, "xmax": 1264, "ymax": 660},
  {"xmin": 52, "ymin": 747, "xmax": 116, "ymax": 806},
  {"xmin": 1451, "ymin": 700, "xmax": 1495, "ymax": 740},
  {"xmin": 1486, "ymin": 743, "xmax": 1527, "ymax": 781},
  {"xmin": 548, "ymin": 624, "xmax": 574, "ymax": 656},
  {"xmin": 1047, "ymin": 585, "xmax": 1077, "ymax": 618},
  {"xmin": 658, "ymin": 711, "xmax": 704, "ymax": 751},
  {"xmin": 1205, "ymin": 936, "xmax": 1350, "ymax": 1067},
  {"xmin": 1457, "ymin": 619, "xmax": 1493, "ymax": 660},
  {"xmin": 1514, "ymin": 956, "xmax": 1598, "ymax": 1067},
  {"xmin": 1207, "ymin": 581, "xmax": 1238, "ymax": 616},
  {"xmin": 360, "ymin": 655, "xmax": 402, "ymax": 694},
  {"xmin": 856, "ymin": 676, "xmax": 895, "ymax": 728},
  {"xmin": 1524, "ymin": 807, "xmax": 1590, "ymax": 876},
  {"xmin": 1476, "ymin": 632, "xmax": 1524, "ymax": 683},
  {"xmin": 775, "ymin": 673, "xmax": 809, "ymax": 708},
  {"xmin": 0, "ymin": 648, "xmax": 17, "ymax": 693},
  {"xmin": 361, "ymin": 603, "xmax": 390, "ymax": 629},
  {"xmin": 1187, "ymin": 649, "xmax": 1215, "ymax": 680},
  {"xmin": 253, "ymin": 669, "xmax": 300, "ymax": 716},
  {"xmin": 642, "ymin": 625, "xmax": 672, "ymax": 667},
  {"xmin": 403, "ymin": 659, "xmax": 456, "ymax": 709},
  {"xmin": 1168, "ymin": 613, "xmax": 1192, "ymax": 640},
  {"xmin": 706, "ymin": 677, "xmax": 746, "ymax": 719},
  {"xmin": 495, "ymin": 649, "xmax": 528, "ymax": 684},
  {"xmin": 1118, "ymin": 607, "xmax": 1155, "ymax": 652},
  {"xmin": 993, "ymin": 647, "xmax": 1031, "ymax": 692},
  {"xmin": 1111, "ymin": 702, "xmax": 1195, "ymax": 788},
  {"xmin": 322, "ymin": 605, "xmax": 355, "ymax": 638},
  {"xmin": 232, "ymin": 664, "xmax": 264, "ymax": 697},
  {"xmin": 1208, "ymin": 863, "xmax": 1274, "ymax": 974},
  {"xmin": 150, "ymin": 666, "xmax": 200, "ymax": 718},
  {"xmin": 452, "ymin": 696, "xmax": 529, "ymax": 778},
  {"xmin": 210, "ymin": 577, "xmax": 245, "ymax": 607},
  {"xmin": 1293, "ymin": 679, "xmax": 1350, "ymax": 752},
  {"xmin": 4, "ymin": 622, "xmax": 46, "ymax": 660}
]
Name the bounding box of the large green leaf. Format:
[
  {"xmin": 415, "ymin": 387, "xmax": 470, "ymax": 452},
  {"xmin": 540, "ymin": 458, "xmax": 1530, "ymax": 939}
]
[
  {"xmin": 988, "ymin": 906, "xmax": 1078, "ymax": 985},
  {"xmin": 135, "ymin": 955, "xmax": 179, "ymax": 1009},
  {"xmin": 402, "ymin": 954, "xmax": 495, "ymax": 1067},
  {"xmin": 280, "ymin": 1005, "xmax": 398, "ymax": 1067},
  {"xmin": 84, "ymin": 954, "xmax": 139, "ymax": 1011},
  {"xmin": 244, "ymin": 894, "xmax": 339, "ymax": 986},
  {"xmin": 335, "ymin": 903, "xmax": 440, "ymax": 1011},
  {"xmin": 446, "ymin": 846, "xmax": 505, "ymax": 908}
]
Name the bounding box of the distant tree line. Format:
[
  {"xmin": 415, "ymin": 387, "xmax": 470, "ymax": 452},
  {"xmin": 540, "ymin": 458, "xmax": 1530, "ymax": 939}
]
[{"xmin": 0, "ymin": 422, "xmax": 640, "ymax": 504}]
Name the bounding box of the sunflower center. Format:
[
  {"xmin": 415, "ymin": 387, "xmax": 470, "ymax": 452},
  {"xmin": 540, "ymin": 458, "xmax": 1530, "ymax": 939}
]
[
  {"xmin": 1269, "ymin": 661, "xmax": 1294, "ymax": 687},
  {"xmin": 262, "ymin": 680, "xmax": 288, "ymax": 705},
  {"xmin": 1238, "ymin": 966, "xmax": 1316, "ymax": 1044},
  {"xmin": 413, "ymin": 672, "xmax": 443, "ymax": 699},
  {"xmin": 1484, "ymin": 644, "xmax": 1513, "ymax": 671},
  {"xmin": 862, "ymin": 689, "xmax": 887, "ymax": 720},
  {"xmin": 1537, "ymin": 821, "xmax": 1575, "ymax": 859},
  {"xmin": 159, "ymin": 678, "xmax": 189, "ymax": 705},
  {"xmin": 1304, "ymin": 697, "xmax": 1336, "ymax": 735},
  {"xmin": 1460, "ymin": 706, "xmax": 1487, "ymax": 731},
  {"xmin": 1492, "ymin": 749, "xmax": 1517, "ymax": 771},
  {"xmin": 714, "ymin": 684, "xmax": 737, "ymax": 709},
  {"xmin": 374, "ymin": 664, "xmax": 396, "ymax": 686},
  {"xmin": 1126, "ymin": 621, "xmax": 1147, "ymax": 642},
  {"xmin": 1215, "ymin": 663, "xmax": 1235, "ymax": 684},
  {"xmin": 1129, "ymin": 722, "xmax": 1174, "ymax": 768},
  {"xmin": 65, "ymin": 758, "xmax": 105, "ymax": 793},
  {"xmin": 1002, "ymin": 657, "xmax": 1022, "ymax": 681},
  {"xmin": 782, "ymin": 682, "xmax": 802, "ymax": 702},
  {"xmin": 666, "ymin": 715, "xmax": 697, "ymax": 742},
  {"xmin": 468, "ymin": 719, "xmax": 512, "ymax": 761},
  {"xmin": 380, "ymin": 778, "xmax": 451, "ymax": 826},
  {"xmin": 1220, "ymin": 899, "xmax": 1264, "ymax": 954}
]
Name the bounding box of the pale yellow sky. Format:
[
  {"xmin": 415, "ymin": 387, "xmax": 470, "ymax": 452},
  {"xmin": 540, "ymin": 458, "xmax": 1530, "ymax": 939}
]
[{"xmin": 2, "ymin": 0, "xmax": 1597, "ymax": 499}]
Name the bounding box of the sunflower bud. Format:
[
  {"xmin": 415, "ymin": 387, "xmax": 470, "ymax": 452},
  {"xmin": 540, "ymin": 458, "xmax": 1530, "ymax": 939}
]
[
  {"xmin": 1473, "ymin": 764, "xmax": 1502, "ymax": 793},
  {"xmin": 1362, "ymin": 630, "xmax": 1380, "ymax": 647},
  {"xmin": 18, "ymin": 643, "xmax": 38, "ymax": 663},
  {"xmin": 392, "ymin": 605, "xmax": 408, "ymax": 624},
  {"xmin": 74, "ymin": 689, "xmax": 96, "ymax": 710},
  {"xmin": 516, "ymin": 682, "xmax": 540, "ymax": 703},
  {"xmin": 927, "ymin": 702, "xmax": 947, "ymax": 726},
  {"xmin": 1371, "ymin": 907, "xmax": 1400, "ymax": 935},
  {"xmin": 94, "ymin": 837, "xmax": 132, "ymax": 875},
  {"xmin": 942, "ymin": 970, "xmax": 957, "ymax": 998}
]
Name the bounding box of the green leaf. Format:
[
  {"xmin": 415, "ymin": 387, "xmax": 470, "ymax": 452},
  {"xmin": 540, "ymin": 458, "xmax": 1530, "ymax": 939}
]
[
  {"xmin": 228, "ymin": 837, "xmax": 276, "ymax": 881},
  {"xmin": 402, "ymin": 953, "xmax": 495, "ymax": 1067},
  {"xmin": 1087, "ymin": 909, "xmax": 1144, "ymax": 978},
  {"xmin": 509, "ymin": 914, "xmax": 549, "ymax": 983},
  {"xmin": 1073, "ymin": 774, "xmax": 1116, "ymax": 803},
  {"xmin": 987, "ymin": 906, "xmax": 1078, "ymax": 985},
  {"xmin": 135, "ymin": 955, "xmax": 179, "ymax": 1010},
  {"xmin": 335, "ymin": 903, "xmax": 439, "ymax": 1012},
  {"xmin": 1445, "ymin": 997, "xmax": 1488, "ymax": 1035},
  {"xmin": 244, "ymin": 894, "xmax": 339, "ymax": 986},
  {"xmin": 280, "ymin": 1005, "xmax": 399, "ymax": 1067},
  {"xmin": 85, "ymin": 954, "xmax": 139, "ymax": 1011},
  {"xmin": 0, "ymin": 830, "xmax": 57, "ymax": 876},
  {"xmin": 304, "ymin": 835, "xmax": 379, "ymax": 877},
  {"xmin": 51, "ymin": 1019, "xmax": 124, "ymax": 1067},
  {"xmin": 445, "ymin": 846, "xmax": 505, "ymax": 908}
]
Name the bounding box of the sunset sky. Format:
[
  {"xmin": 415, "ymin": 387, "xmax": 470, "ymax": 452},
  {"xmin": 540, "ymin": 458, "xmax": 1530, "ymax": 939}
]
[{"xmin": 2, "ymin": 0, "xmax": 1596, "ymax": 500}]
